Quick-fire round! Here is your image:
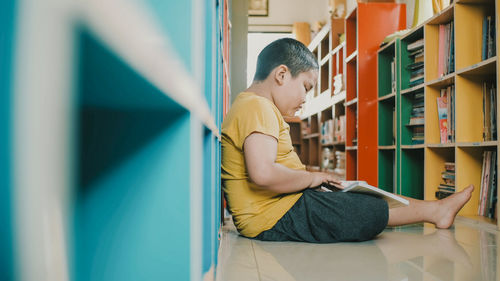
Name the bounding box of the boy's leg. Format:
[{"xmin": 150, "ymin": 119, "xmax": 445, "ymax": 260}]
[{"xmin": 387, "ymin": 185, "xmax": 474, "ymax": 228}]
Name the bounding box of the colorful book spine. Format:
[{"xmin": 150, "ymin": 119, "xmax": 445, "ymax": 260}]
[
  {"xmin": 437, "ymin": 97, "xmax": 448, "ymax": 143},
  {"xmin": 483, "ymin": 16, "xmax": 489, "ymax": 60},
  {"xmin": 438, "ymin": 24, "xmax": 445, "ymax": 77}
]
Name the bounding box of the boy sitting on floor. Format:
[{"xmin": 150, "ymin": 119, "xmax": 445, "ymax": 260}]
[{"xmin": 221, "ymin": 38, "xmax": 473, "ymax": 243}]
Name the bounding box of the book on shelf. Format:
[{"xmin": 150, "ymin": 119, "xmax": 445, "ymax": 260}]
[
  {"xmin": 320, "ymin": 181, "xmax": 410, "ymax": 208},
  {"xmin": 444, "ymin": 162, "xmax": 455, "ymax": 171},
  {"xmin": 410, "ymin": 126, "xmax": 424, "ymax": 141},
  {"xmin": 333, "ymin": 151, "xmax": 346, "ymax": 179},
  {"xmin": 437, "ymin": 95, "xmax": 448, "ymax": 144},
  {"xmin": 391, "ymin": 58, "xmax": 396, "ymax": 94},
  {"xmin": 334, "ymin": 115, "xmax": 346, "ymax": 142},
  {"xmin": 406, "ymin": 61, "xmax": 424, "ymax": 70},
  {"xmin": 439, "ymin": 86, "xmax": 455, "ymax": 143},
  {"xmin": 435, "ymin": 162, "xmax": 456, "ymax": 199},
  {"xmin": 436, "ymin": 190, "xmax": 454, "ymax": 199},
  {"xmin": 478, "ymin": 151, "xmax": 497, "ymax": 218},
  {"xmin": 482, "ymin": 82, "xmax": 497, "ymax": 141},
  {"xmin": 438, "ymin": 21, "xmax": 454, "ymax": 77},
  {"xmin": 409, "ymin": 116, "xmax": 425, "ymax": 125},
  {"xmin": 407, "ymin": 91, "xmax": 425, "ymax": 143},
  {"xmin": 488, "ymin": 15, "xmax": 496, "ymax": 59},
  {"xmin": 405, "ymin": 39, "xmax": 425, "ymax": 88},
  {"xmin": 437, "ymin": 85, "xmax": 456, "ymax": 144},
  {"xmin": 321, "ymin": 119, "xmax": 335, "ymax": 144},
  {"xmin": 409, "ymin": 48, "xmax": 424, "ymax": 57},
  {"xmin": 482, "ymin": 16, "xmax": 496, "ymax": 60},
  {"xmin": 410, "ymin": 49, "xmax": 424, "ymax": 63},
  {"xmin": 409, "ymin": 77, "xmax": 424, "ymax": 87},
  {"xmin": 438, "ymin": 184, "xmax": 455, "ymax": 192},
  {"xmin": 321, "ymin": 147, "xmax": 335, "ymax": 170},
  {"xmin": 411, "ymin": 136, "xmax": 424, "ymax": 144},
  {"xmin": 407, "ymin": 38, "xmax": 424, "ymax": 51}
]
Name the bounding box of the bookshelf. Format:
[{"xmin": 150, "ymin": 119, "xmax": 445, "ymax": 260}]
[
  {"xmin": 296, "ymin": 3, "xmax": 406, "ymax": 183},
  {"xmin": 378, "ymin": 39, "xmax": 399, "ymax": 194},
  {"xmin": 5, "ymin": 0, "xmax": 227, "ymax": 280},
  {"xmin": 296, "ymin": 18, "xmax": 347, "ymax": 178},
  {"xmin": 347, "ymin": 3, "xmax": 406, "ymax": 185},
  {"xmin": 378, "ymin": 0, "xmax": 499, "ymax": 227}
]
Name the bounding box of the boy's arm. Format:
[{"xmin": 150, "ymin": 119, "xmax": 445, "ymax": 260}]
[{"xmin": 244, "ymin": 132, "xmax": 340, "ymax": 194}]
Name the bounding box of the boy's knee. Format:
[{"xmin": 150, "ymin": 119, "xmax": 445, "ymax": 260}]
[{"xmin": 353, "ymin": 196, "xmax": 389, "ymax": 241}]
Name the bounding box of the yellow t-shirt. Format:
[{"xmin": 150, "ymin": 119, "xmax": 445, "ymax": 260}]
[{"xmin": 221, "ymin": 92, "xmax": 305, "ymax": 238}]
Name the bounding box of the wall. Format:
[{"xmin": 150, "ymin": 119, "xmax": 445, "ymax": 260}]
[
  {"xmin": 230, "ymin": 0, "xmax": 248, "ymax": 103},
  {"xmin": 248, "ymin": 0, "xmax": 330, "ymax": 32}
]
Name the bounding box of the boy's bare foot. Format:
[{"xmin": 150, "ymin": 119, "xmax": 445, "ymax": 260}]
[{"xmin": 434, "ymin": 185, "xmax": 474, "ymax": 229}]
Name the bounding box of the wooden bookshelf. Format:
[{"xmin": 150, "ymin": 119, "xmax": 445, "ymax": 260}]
[{"xmin": 295, "ymin": 19, "xmax": 347, "ymax": 179}]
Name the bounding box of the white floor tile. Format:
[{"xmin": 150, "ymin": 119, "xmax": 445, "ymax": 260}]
[
  {"xmin": 215, "ymin": 224, "xmax": 260, "ymax": 281},
  {"xmin": 216, "ymin": 220, "xmax": 498, "ymax": 281}
]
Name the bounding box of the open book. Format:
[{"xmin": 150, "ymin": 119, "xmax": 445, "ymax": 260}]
[{"xmin": 320, "ymin": 181, "xmax": 409, "ymax": 208}]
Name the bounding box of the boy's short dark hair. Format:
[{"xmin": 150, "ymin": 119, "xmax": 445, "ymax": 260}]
[{"xmin": 253, "ymin": 38, "xmax": 319, "ymax": 81}]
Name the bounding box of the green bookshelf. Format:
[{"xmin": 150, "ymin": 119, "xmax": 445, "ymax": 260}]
[{"xmin": 378, "ymin": 38, "xmax": 399, "ymax": 193}]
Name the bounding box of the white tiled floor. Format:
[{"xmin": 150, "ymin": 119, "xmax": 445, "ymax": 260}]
[{"xmin": 216, "ymin": 218, "xmax": 498, "ymax": 281}]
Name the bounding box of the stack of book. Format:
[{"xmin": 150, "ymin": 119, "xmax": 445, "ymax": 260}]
[
  {"xmin": 483, "ymin": 82, "xmax": 497, "ymax": 141},
  {"xmin": 333, "ymin": 74, "xmax": 344, "ymax": 95},
  {"xmin": 321, "ymin": 120, "xmax": 335, "ymax": 145},
  {"xmin": 438, "ymin": 21, "xmax": 454, "ymax": 77},
  {"xmin": 435, "ymin": 162, "xmax": 455, "ymax": 199},
  {"xmin": 478, "ymin": 151, "xmax": 497, "ymax": 218},
  {"xmin": 333, "ymin": 151, "xmax": 346, "ymax": 179},
  {"xmin": 436, "ymin": 86, "xmax": 455, "ymax": 143},
  {"xmin": 482, "ymin": 15, "xmax": 496, "ymax": 60},
  {"xmin": 407, "ymin": 38, "xmax": 424, "ymax": 87},
  {"xmin": 407, "ymin": 91, "xmax": 424, "ymax": 144},
  {"xmin": 334, "ymin": 115, "xmax": 346, "ymax": 143}
]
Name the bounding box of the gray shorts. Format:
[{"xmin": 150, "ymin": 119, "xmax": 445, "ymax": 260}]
[{"xmin": 254, "ymin": 189, "xmax": 389, "ymax": 243}]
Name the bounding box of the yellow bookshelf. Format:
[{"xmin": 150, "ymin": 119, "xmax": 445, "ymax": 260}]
[{"xmin": 420, "ymin": 0, "xmax": 499, "ymax": 226}]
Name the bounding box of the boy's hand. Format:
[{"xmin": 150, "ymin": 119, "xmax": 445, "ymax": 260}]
[{"xmin": 308, "ymin": 172, "xmax": 343, "ymax": 189}]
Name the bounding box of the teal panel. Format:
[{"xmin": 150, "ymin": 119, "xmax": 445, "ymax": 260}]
[
  {"xmin": 203, "ymin": 130, "xmax": 214, "ymax": 275},
  {"xmin": 214, "ymin": 139, "xmax": 221, "ymax": 266},
  {"xmin": 143, "ymin": 0, "xmax": 193, "ymax": 72},
  {"xmin": 205, "ymin": 0, "xmax": 215, "ymax": 107},
  {"xmin": 78, "ymin": 29, "xmax": 184, "ymax": 110},
  {"xmin": 74, "ymin": 27, "xmax": 192, "ymax": 281},
  {"xmin": 0, "ymin": 0, "xmax": 15, "ymax": 279},
  {"xmin": 74, "ymin": 113, "xmax": 192, "ymax": 281}
]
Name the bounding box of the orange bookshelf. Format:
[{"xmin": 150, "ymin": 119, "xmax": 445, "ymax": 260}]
[{"xmin": 344, "ymin": 3, "xmax": 406, "ymax": 184}]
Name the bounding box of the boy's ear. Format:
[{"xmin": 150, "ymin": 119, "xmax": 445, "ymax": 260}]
[{"xmin": 274, "ymin": 65, "xmax": 288, "ymax": 85}]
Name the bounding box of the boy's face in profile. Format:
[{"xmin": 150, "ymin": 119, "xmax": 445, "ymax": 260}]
[{"xmin": 273, "ymin": 67, "xmax": 318, "ymax": 117}]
